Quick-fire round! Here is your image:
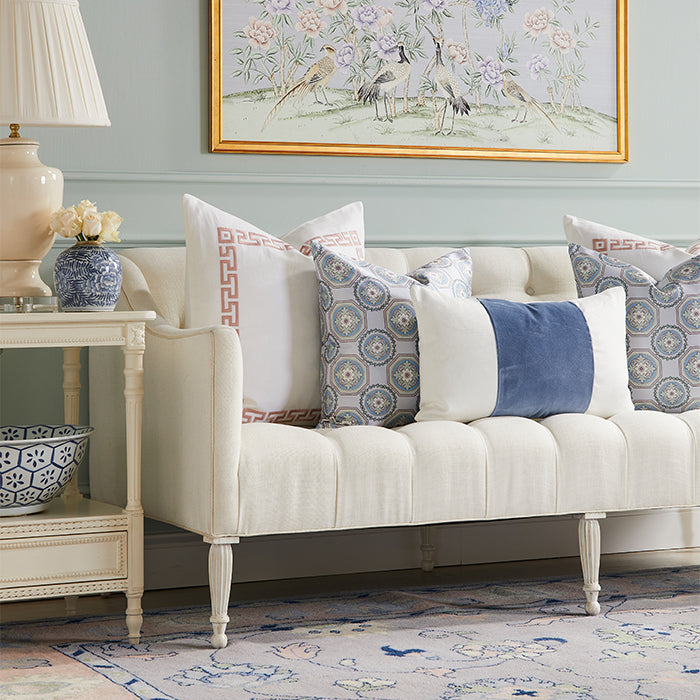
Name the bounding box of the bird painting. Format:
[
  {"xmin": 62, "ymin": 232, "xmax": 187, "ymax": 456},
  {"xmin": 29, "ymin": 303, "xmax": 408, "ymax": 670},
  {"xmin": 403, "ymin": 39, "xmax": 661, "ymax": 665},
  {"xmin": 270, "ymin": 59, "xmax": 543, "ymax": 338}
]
[
  {"xmin": 501, "ymin": 70, "xmax": 560, "ymax": 133},
  {"xmin": 358, "ymin": 45, "xmax": 411, "ymax": 122},
  {"xmin": 426, "ymin": 29, "xmax": 471, "ymax": 135},
  {"xmin": 262, "ymin": 45, "xmax": 337, "ymax": 131}
]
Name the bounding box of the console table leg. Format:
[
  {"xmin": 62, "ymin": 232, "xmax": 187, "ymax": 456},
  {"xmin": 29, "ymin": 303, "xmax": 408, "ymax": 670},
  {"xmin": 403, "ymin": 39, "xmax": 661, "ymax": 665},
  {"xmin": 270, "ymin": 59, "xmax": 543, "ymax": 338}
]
[
  {"xmin": 61, "ymin": 347, "xmax": 83, "ymax": 503},
  {"xmin": 126, "ymin": 594, "xmax": 143, "ymax": 643},
  {"xmin": 578, "ymin": 512, "xmax": 605, "ymax": 616},
  {"xmin": 123, "ymin": 330, "xmax": 146, "ymax": 643}
]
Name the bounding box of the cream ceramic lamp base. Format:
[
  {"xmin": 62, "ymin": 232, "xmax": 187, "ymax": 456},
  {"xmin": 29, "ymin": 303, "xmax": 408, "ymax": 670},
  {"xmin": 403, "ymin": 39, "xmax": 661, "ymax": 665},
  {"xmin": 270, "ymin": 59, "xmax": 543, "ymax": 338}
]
[{"xmin": 0, "ymin": 135, "xmax": 62, "ymax": 298}]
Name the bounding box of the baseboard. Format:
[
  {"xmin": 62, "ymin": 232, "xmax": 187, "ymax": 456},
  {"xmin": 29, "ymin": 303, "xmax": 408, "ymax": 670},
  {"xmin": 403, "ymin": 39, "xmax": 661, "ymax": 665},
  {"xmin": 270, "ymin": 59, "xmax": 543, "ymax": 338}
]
[{"xmin": 143, "ymin": 507, "xmax": 699, "ymax": 591}]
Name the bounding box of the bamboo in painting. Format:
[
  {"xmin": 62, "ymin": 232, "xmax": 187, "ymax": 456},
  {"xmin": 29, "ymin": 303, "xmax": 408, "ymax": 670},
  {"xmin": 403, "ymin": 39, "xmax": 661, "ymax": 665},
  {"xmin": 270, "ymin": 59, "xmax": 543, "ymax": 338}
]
[{"xmin": 210, "ymin": 0, "xmax": 627, "ymax": 161}]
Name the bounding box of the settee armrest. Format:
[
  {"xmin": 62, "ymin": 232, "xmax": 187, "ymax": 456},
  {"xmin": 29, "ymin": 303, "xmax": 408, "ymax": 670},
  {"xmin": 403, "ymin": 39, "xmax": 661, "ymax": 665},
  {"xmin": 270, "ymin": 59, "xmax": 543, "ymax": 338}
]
[{"xmin": 90, "ymin": 319, "xmax": 243, "ymax": 538}]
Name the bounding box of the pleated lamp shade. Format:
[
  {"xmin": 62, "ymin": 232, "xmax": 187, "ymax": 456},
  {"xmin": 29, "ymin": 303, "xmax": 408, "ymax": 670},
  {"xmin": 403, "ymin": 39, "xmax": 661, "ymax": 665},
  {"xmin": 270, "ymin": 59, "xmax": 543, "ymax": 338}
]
[
  {"xmin": 0, "ymin": 0, "xmax": 110, "ymax": 127},
  {"xmin": 0, "ymin": 0, "xmax": 110, "ymax": 301}
]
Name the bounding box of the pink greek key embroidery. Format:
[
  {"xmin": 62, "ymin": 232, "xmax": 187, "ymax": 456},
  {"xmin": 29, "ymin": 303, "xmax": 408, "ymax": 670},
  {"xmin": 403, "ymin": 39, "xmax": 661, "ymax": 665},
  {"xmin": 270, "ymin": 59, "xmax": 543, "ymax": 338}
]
[
  {"xmin": 298, "ymin": 230, "xmax": 363, "ymax": 259},
  {"xmin": 242, "ymin": 407, "xmax": 321, "ymax": 427}
]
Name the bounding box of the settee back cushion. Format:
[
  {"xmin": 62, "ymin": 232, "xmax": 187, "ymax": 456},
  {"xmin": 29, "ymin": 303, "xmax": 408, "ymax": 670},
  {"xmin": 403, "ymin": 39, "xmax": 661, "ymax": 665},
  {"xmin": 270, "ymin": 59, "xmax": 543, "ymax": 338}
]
[
  {"xmin": 120, "ymin": 247, "xmax": 187, "ymax": 328},
  {"xmin": 119, "ymin": 245, "xmax": 577, "ymax": 328}
]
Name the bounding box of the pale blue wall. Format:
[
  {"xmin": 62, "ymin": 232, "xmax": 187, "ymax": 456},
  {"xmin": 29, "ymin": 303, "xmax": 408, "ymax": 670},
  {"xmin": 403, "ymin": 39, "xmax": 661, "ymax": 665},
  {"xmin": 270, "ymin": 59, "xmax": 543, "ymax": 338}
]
[
  {"xmin": 16, "ymin": 0, "xmax": 700, "ymax": 248},
  {"xmin": 2, "ymin": 0, "xmax": 699, "ymax": 435}
]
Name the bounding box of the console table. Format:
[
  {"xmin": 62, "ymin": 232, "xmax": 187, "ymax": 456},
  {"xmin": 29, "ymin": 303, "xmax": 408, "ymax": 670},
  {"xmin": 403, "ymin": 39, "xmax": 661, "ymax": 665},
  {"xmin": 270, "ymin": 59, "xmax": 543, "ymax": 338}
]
[{"xmin": 0, "ymin": 311, "xmax": 155, "ymax": 641}]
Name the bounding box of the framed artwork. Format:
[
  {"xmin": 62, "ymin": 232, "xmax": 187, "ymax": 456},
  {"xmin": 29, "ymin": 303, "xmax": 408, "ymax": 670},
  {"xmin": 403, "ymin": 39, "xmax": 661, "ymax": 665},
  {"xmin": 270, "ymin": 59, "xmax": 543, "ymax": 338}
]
[{"xmin": 210, "ymin": 0, "xmax": 627, "ymax": 161}]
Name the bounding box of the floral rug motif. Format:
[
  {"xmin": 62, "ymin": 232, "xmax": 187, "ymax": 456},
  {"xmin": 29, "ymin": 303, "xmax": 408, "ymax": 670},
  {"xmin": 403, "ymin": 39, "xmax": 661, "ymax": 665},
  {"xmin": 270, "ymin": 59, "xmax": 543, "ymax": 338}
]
[{"xmin": 1, "ymin": 567, "xmax": 698, "ymax": 699}]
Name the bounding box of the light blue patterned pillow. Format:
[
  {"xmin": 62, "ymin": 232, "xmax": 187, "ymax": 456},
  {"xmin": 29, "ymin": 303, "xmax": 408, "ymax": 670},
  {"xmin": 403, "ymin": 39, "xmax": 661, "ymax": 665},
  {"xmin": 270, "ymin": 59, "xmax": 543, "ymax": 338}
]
[
  {"xmin": 570, "ymin": 244, "xmax": 700, "ymax": 412},
  {"xmin": 312, "ymin": 244, "xmax": 472, "ymax": 428}
]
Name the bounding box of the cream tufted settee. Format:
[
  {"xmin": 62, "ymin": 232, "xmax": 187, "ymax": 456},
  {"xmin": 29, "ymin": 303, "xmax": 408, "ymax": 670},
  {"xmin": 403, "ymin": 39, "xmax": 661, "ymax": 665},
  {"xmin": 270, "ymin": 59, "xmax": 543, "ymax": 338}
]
[{"xmin": 89, "ymin": 245, "xmax": 700, "ymax": 648}]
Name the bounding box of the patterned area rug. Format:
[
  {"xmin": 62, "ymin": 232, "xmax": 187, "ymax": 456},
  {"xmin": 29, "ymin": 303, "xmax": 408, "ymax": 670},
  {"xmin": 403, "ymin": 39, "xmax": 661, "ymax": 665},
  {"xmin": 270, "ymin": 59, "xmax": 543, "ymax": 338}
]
[{"xmin": 1, "ymin": 567, "xmax": 698, "ymax": 699}]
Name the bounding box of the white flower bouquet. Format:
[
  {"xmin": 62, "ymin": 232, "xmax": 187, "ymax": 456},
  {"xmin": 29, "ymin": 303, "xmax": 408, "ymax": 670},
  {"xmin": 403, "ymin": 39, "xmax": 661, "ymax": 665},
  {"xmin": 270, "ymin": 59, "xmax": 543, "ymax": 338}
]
[{"xmin": 49, "ymin": 200, "xmax": 123, "ymax": 243}]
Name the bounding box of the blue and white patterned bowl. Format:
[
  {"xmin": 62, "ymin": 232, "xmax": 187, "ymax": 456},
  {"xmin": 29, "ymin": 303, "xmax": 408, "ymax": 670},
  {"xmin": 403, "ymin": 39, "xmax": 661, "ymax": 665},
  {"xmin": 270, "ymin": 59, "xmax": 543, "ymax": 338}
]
[{"xmin": 0, "ymin": 425, "xmax": 94, "ymax": 516}]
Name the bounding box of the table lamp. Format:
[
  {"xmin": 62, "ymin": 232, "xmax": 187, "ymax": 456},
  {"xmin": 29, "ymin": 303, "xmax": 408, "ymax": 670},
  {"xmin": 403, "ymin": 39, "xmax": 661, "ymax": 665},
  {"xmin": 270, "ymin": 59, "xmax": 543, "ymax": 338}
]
[{"xmin": 0, "ymin": 0, "xmax": 110, "ymax": 309}]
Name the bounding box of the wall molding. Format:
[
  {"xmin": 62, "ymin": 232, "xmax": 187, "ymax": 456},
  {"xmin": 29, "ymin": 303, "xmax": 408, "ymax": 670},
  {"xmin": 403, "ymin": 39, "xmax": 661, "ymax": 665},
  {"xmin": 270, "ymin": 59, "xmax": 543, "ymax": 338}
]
[{"xmin": 63, "ymin": 170, "xmax": 700, "ymax": 191}]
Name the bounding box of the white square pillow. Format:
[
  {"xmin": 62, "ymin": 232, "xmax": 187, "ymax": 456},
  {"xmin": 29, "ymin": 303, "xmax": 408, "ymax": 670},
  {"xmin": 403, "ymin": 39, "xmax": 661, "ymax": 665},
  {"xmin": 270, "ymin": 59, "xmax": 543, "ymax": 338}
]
[
  {"xmin": 564, "ymin": 215, "xmax": 700, "ymax": 281},
  {"xmin": 183, "ymin": 195, "xmax": 365, "ymax": 426},
  {"xmin": 411, "ymin": 285, "xmax": 633, "ymax": 422}
]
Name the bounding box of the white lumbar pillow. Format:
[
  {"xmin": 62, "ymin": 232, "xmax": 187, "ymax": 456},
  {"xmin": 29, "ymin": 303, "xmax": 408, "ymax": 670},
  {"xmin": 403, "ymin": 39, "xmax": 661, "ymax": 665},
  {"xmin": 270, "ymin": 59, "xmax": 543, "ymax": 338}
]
[
  {"xmin": 183, "ymin": 194, "xmax": 365, "ymax": 426},
  {"xmin": 411, "ymin": 285, "xmax": 633, "ymax": 423},
  {"xmin": 563, "ymin": 214, "xmax": 699, "ymax": 281}
]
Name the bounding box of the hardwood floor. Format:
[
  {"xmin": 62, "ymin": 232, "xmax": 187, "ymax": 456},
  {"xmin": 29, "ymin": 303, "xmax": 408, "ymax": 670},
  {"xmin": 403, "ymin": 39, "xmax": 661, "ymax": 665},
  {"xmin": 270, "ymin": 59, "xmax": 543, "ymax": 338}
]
[{"xmin": 1, "ymin": 548, "xmax": 697, "ymax": 625}]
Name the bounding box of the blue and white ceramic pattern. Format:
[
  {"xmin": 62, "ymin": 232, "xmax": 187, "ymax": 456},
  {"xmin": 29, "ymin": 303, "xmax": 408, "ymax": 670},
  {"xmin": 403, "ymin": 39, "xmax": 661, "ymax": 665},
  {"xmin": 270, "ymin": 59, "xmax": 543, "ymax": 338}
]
[
  {"xmin": 53, "ymin": 242, "xmax": 122, "ymax": 311},
  {"xmin": 312, "ymin": 243, "xmax": 472, "ymax": 429},
  {"xmin": 0, "ymin": 425, "xmax": 93, "ymax": 515}
]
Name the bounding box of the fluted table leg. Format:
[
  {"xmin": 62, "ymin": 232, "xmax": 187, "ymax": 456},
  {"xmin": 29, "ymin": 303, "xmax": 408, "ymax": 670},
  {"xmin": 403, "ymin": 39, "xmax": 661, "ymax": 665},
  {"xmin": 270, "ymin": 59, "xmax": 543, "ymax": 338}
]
[
  {"xmin": 578, "ymin": 512, "xmax": 606, "ymax": 616},
  {"xmin": 205, "ymin": 537, "xmax": 239, "ymax": 648},
  {"xmin": 123, "ymin": 325, "xmax": 146, "ymax": 642},
  {"xmin": 61, "ymin": 347, "xmax": 83, "ymax": 503}
]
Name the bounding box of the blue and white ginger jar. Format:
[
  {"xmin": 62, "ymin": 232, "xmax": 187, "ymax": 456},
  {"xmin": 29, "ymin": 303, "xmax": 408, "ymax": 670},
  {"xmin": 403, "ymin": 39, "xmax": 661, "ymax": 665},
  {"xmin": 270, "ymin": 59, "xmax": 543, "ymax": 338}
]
[{"xmin": 53, "ymin": 241, "xmax": 122, "ymax": 311}]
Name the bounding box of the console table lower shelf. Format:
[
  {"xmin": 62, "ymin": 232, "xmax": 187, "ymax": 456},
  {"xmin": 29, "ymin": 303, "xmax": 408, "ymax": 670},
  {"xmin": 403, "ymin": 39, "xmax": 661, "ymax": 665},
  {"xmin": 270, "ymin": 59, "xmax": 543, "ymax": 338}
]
[
  {"xmin": 0, "ymin": 309, "xmax": 154, "ymax": 641},
  {"xmin": 0, "ymin": 497, "xmax": 140, "ymax": 633}
]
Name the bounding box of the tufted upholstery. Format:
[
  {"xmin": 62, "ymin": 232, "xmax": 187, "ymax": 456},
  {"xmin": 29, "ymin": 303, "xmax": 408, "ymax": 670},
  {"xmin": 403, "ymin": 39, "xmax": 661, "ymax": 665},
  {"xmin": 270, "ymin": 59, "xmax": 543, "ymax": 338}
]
[
  {"xmin": 235, "ymin": 412, "xmax": 699, "ymax": 536},
  {"xmin": 86, "ymin": 245, "xmax": 700, "ymax": 542},
  {"xmin": 117, "ymin": 245, "xmax": 577, "ymax": 330},
  {"xmin": 85, "ymin": 242, "xmax": 700, "ymax": 647}
]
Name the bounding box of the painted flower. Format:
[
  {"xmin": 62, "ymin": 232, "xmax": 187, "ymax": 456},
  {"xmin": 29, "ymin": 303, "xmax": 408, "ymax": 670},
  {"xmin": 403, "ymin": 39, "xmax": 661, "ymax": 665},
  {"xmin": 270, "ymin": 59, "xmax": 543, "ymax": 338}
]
[
  {"xmin": 272, "ymin": 642, "xmax": 321, "ymax": 660},
  {"xmin": 473, "ymin": 0, "xmax": 509, "ymax": 27},
  {"xmin": 336, "ymin": 678, "xmax": 396, "ymax": 692},
  {"xmin": 265, "ymin": 0, "xmax": 293, "ymax": 15},
  {"xmin": 315, "ymin": 0, "xmax": 347, "ymax": 15},
  {"xmin": 243, "ymin": 16, "xmax": 275, "ymax": 50},
  {"xmin": 550, "ymin": 26, "xmax": 576, "ymax": 53},
  {"xmin": 477, "ymin": 56, "xmax": 504, "ymax": 88},
  {"xmin": 445, "ymin": 39, "xmax": 469, "ymax": 65},
  {"xmin": 350, "ymin": 5, "xmax": 381, "ymax": 32},
  {"xmin": 335, "ymin": 42, "xmax": 355, "ymax": 68},
  {"xmin": 523, "ymin": 8, "xmax": 554, "ymax": 36},
  {"xmin": 370, "ymin": 34, "xmax": 399, "ymax": 61},
  {"xmin": 295, "ymin": 8, "xmax": 327, "ymax": 38},
  {"xmin": 416, "ymin": 667, "xmax": 455, "ymax": 678},
  {"xmin": 527, "ymin": 53, "xmax": 549, "ymax": 80},
  {"xmin": 423, "ymin": 0, "xmax": 449, "ymax": 12},
  {"xmin": 377, "ymin": 6, "xmax": 393, "ymax": 28}
]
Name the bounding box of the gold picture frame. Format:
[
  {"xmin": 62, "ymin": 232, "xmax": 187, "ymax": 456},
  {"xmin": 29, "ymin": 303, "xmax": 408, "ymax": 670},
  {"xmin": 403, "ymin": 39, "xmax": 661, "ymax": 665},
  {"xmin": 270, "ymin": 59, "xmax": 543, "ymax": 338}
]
[{"xmin": 210, "ymin": 0, "xmax": 627, "ymax": 161}]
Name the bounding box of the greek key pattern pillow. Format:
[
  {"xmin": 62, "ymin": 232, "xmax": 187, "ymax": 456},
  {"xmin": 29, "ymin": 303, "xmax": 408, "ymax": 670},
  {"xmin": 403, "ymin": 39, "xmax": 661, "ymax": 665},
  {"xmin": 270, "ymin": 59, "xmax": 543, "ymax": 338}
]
[
  {"xmin": 183, "ymin": 195, "xmax": 365, "ymax": 426},
  {"xmin": 564, "ymin": 215, "xmax": 697, "ymax": 282},
  {"xmin": 313, "ymin": 244, "xmax": 472, "ymax": 428},
  {"xmin": 569, "ymin": 243, "xmax": 700, "ymax": 412}
]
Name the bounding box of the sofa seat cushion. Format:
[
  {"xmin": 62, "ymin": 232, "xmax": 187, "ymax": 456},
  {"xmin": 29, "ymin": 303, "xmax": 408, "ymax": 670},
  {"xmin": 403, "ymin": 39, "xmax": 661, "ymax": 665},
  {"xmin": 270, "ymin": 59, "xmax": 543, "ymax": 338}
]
[{"xmin": 234, "ymin": 410, "xmax": 700, "ymax": 537}]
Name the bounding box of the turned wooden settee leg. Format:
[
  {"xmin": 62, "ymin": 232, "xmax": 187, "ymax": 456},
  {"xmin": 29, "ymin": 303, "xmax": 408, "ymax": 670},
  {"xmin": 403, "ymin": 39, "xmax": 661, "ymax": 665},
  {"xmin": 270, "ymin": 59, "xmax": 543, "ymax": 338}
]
[
  {"xmin": 578, "ymin": 512, "xmax": 606, "ymax": 616},
  {"xmin": 204, "ymin": 536, "xmax": 239, "ymax": 648},
  {"xmin": 420, "ymin": 525, "xmax": 435, "ymax": 572}
]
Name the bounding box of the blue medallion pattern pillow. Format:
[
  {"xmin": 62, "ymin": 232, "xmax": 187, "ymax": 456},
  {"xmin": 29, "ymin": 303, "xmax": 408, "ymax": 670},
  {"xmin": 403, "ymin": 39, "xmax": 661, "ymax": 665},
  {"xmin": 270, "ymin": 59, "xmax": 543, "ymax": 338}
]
[
  {"xmin": 410, "ymin": 285, "xmax": 633, "ymax": 422},
  {"xmin": 569, "ymin": 244, "xmax": 700, "ymax": 412},
  {"xmin": 312, "ymin": 244, "xmax": 472, "ymax": 428}
]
